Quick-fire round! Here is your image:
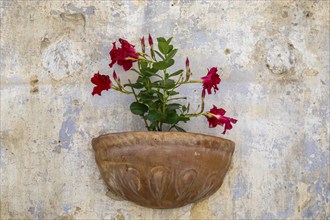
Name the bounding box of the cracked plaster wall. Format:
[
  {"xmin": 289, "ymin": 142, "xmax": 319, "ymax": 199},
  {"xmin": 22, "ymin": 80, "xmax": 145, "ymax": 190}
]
[{"xmin": 0, "ymin": 0, "xmax": 329, "ymax": 219}]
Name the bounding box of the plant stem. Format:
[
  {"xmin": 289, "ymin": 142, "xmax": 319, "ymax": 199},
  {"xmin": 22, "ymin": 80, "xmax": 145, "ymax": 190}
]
[
  {"xmin": 128, "ymin": 79, "xmax": 149, "ymax": 129},
  {"xmin": 112, "ymin": 85, "xmax": 133, "ymax": 94},
  {"xmin": 174, "ymin": 79, "xmax": 202, "ymax": 88},
  {"xmin": 186, "ymin": 93, "xmax": 205, "ymax": 117},
  {"xmin": 160, "ymin": 69, "xmax": 168, "ymax": 130}
]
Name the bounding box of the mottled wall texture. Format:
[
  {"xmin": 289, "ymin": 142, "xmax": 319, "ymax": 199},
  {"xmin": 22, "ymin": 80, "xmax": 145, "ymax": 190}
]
[{"xmin": 0, "ymin": 0, "xmax": 329, "ymax": 219}]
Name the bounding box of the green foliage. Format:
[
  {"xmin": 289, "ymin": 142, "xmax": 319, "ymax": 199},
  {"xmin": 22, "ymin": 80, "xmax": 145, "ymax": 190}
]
[{"xmin": 124, "ymin": 36, "xmax": 194, "ymax": 131}]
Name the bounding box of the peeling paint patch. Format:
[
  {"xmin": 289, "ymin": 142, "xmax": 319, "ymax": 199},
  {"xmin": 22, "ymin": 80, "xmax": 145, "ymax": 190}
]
[
  {"xmin": 28, "ymin": 206, "xmax": 35, "ymax": 215},
  {"xmin": 303, "ymin": 139, "xmax": 328, "ymax": 172},
  {"xmin": 232, "ymin": 174, "xmax": 248, "ymax": 200},
  {"xmin": 60, "ymin": 12, "xmax": 86, "ymax": 27},
  {"xmin": 58, "ymin": 103, "xmax": 81, "ymax": 150},
  {"xmin": 115, "ymin": 209, "xmax": 125, "ymax": 220},
  {"xmin": 224, "ymin": 48, "xmax": 230, "ymax": 55},
  {"xmin": 254, "ymin": 35, "xmax": 298, "ymax": 77},
  {"xmin": 42, "ymin": 37, "xmax": 83, "ymax": 81},
  {"xmin": 63, "ymin": 204, "xmax": 72, "ymax": 213},
  {"xmin": 66, "ymin": 3, "xmax": 95, "ymax": 16},
  {"xmin": 301, "ymin": 199, "xmax": 326, "ymax": 219},
  {"xmin": 59, "ymin": 118, "xmax": 76, "ymax": 150},
  {"xmin": 29, "ymin": 74, "xmax": 39, "ymax": 93}
]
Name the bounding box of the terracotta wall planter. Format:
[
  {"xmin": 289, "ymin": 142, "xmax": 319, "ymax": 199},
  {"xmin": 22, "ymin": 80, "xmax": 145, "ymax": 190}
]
[{"xmin": 92, "ymin": 131, "xmax": 235, "ymax": 209}]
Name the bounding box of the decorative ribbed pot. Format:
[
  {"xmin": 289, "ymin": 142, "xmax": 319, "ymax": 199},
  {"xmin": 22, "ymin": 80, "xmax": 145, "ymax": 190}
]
[{"xmin": 92, "ymin": 131, "xmax": 235, "ymax": 209}]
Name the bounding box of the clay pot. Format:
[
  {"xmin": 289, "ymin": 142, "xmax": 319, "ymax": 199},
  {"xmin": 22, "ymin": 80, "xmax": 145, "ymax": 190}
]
[{"xmin": 92, "ymin": 131, "xmax": 235, "ymax": 209}]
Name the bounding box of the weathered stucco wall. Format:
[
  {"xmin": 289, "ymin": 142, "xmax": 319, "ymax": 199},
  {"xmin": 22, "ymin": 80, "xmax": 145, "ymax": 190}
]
[{"xmin": 0, "ymin": 0, "xmax": 329, "ymax": 219}]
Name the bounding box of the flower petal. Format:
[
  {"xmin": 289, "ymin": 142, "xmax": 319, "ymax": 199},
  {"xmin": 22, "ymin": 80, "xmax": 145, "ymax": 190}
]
[
  {"xmin": 109, "ymin": 39, "xmax": 138, "ymax": 71},
  {"xmin": 206, "ymin": 105, "xmax": 237, "ymax": 134},
  {"xmin": 91, "ymin": 72, "xmax": 111, "ymax": 96},
  {"xmin": 201, "ymin": 67, "xmax": 221, "ymax": 95}
]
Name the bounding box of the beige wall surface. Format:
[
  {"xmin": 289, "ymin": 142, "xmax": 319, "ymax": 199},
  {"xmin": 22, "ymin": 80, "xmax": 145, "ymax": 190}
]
[{"xmin": 0, "ymin": 0, "xmax": 329, "ymax": 219}]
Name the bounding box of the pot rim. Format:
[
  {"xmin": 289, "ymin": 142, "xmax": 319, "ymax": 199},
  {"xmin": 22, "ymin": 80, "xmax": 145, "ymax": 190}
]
[{"xmin": 92, "ymin": 131, "xmax": 235, "ymax": 151}]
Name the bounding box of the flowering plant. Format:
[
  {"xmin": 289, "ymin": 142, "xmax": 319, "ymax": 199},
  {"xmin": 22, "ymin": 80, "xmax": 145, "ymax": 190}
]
[{"xmin": 91, "ymin": 35, "xmax": 237, "ymax": 134}]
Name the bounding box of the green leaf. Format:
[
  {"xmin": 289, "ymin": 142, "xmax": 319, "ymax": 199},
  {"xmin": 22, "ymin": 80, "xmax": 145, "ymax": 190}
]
[
  {"xmin": 151, "ymin": 100, "xmax": 163, "ymax": 109},
  {"xmin": 139, "ymin": 93, "xmax": 157, "ymax": 101},
  {"xmin": 156, "ymin": 91, "xmax": 163, "ymax": 100},
  {"xmin": 138, "ymin": 90, "xmax": 161, "ymax": 101},
  {"xmin": 186, "ymin": 103, "xmax": 190, "ymax": 113},
  {"xmin": 155, "ymin": 50, "xmax": 165, "ymax": 60},
  {"xmin": 147, "ymin": 110, "xmax": 162, "ymax": 122},
  {"xmin": 140, "ymin": 67, "xmax": 158, "ymax": 77},
  {"xmin": 153, "ymin": 61, "xmax": 167, "ymax": 70},
  {"xmin": 178, "ymin": 115, "xmax": 190, "ymax": 123},
  {"xmin": 157, "ymin": 37, "xmax": 166, "ymax": 43},
  {"xmin": 140, "ymin": 61, "xmax": 148, "ymax": 69},
  {"xmin": 166, "ymin": 37, "xmax": 173, "ymax": 44},
  {"xmin": 163, "ymin": 111, "xmax": 179, "ymax": 124},
  {"xmin": 168, "ymin": 97, "xmax": 187, "ymax": 101},
  {"xmin": 166, "ymin": 59, "xmax": 175, "ymax": 68},
  {"xmin": 168, "ymin": 45, "xmax": 173, "ymax": 52},
  {"xmin": 124, "ymin": 82, "xmax": 144, "ymax": 89},
  {"xmin": 167, "ymin": 91, "xmax": 179, "ymax": 96},
  {"xmin": 166, "ymin": 49, "xmax": 178, "ymax": 61},
  {"xmin": 165, "ymin": 79, "xmax": 176, "ymax": 89},
  {"xmin": 130, "ymin": 102, "xmax": 148, "ymax": 115},
  {"xmin": 136, "ymin": 76, "xmax": 145, "ymax": 84},
  {"xmin": 166, "ymin": 103, "xmax": 181, "ymax": 111},
  {"xmin": 153, "ymin": 79, "xmax": 176, "ymax": 89},
  {"xmin": 153, "ymin": 59, "xmax": 174, "ymax": 70},
  {"xmin": 174, "ymin": 125, "xmax": 186, "ymax": 132},
  {"xmin": 169, "ymin": 69, "xmax": 183, "ymax": 77},
  {"xmin": 148, "ymin": 68, "xmax": 158, "ymax": 73},
  {"xmin": 158, "ymin": 41, "xmax": 169, "ymax": 54}
]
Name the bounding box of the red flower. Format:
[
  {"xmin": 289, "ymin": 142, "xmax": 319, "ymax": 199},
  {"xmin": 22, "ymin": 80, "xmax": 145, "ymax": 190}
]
[
  {"xmin": 201, "ymin": 67, "xmax": 221, "ymax": 95},
  {"xmin": 109, "ymin": 38, "xmax": 139, "ymax": 71},
  {"xmin": 91, "ymin": 72, "xmax": 111, "ymax": 96},
  {"xmin": 206, "ymin": 105, "xmax": 237, "ymax": 134}
]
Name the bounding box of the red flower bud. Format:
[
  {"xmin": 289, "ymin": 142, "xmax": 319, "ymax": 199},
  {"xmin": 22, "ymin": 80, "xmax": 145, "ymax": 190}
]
[
  {"xmin": 113, "ymin": 70, "xmax": 118, "ymax": 81},
  {"xmin": 186, "ymin": 57, "xmax": 189, "ymax": 68},
  {"xmin": 185, "ymin": 57, "xmax": 192, "ymax": 81},
  {"xmin": 140, "ymin": 36, "xmax": 145, "ymax": 53},
  {"xmin": 148, "ymin": 34, "xmax": 153, "ymax": 46}
]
